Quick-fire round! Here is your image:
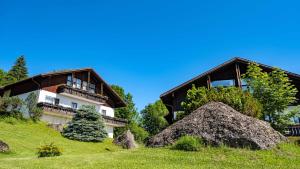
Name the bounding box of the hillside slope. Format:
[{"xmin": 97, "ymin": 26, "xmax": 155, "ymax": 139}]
[
  {"xmin": 0, "ymin": 118, "xmax": 121, "ymax": 158},
  {"xmin": 0, "ymin": 118, "xmax": 299, "ymax": 169}
]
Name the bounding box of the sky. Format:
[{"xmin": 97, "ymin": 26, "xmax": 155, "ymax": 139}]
[{"xmin": 1, "ymin": 0, "xmax": 300, "ymax": 111}]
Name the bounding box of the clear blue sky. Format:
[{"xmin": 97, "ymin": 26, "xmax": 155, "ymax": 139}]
[{"xmin": 1, "ymin": 0, "xmax": 300, "ymax": 111}]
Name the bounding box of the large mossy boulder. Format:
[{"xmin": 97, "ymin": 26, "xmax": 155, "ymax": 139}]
[
  {"xmin": 0, "ymin": 140, "xmax": 9, "ymax": 153},
  {"xmin": 114, "ymin": 130, "xmax": 137, "ymax": 149},
  {"xmin": 147, "ymin": 102, "xmax": 287, "ymax": 150}
]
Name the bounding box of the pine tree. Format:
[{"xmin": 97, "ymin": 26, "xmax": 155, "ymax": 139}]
[
  {"xmin": 62, "ymin": 105, "xmax": 107, "ymax": 142},
  {"xmin": 7, "ymin": 55, "xmax": 28, "ymax": 81},
  {"xmin": 0, "ymin": 69, "xmax": 7, "ymax": 87}
]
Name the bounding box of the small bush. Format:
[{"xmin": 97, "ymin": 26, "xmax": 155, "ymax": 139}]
[
  {"xmin": 172, "ymin": 136, "xmax": 203, "ymax": 151},
  {"xmin": 37, "ymin": 143, "xmax": 62, "ymax": 158},
  {"xmin": 0, "ymin": 96, "xmax": 24, "ymax": 119}
]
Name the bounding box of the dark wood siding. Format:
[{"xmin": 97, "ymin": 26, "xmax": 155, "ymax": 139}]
[
  {"xmin": 162, "ymin": 59, "xmax": 300, "ymax": 123},
  {"xmin": 0, "ymin": 69, "xmax": 126, "ymax": 108},
  {"xmin": 41, "ymin": 74, "xmax": 67, "ymax": 93}
]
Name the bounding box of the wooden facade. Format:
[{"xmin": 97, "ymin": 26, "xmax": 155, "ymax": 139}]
[
  {"xmin": 161, "ymin": 57, "xmax": 300, "ymax": 123},
  {"xmin": 0, "ymin": 68, "xmax": 126, "ymax": 108}
]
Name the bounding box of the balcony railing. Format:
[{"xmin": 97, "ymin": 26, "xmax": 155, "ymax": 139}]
[
  {"xmin": 37, "ymin": 102, "xmax": 127, "ymax": 127},
  {"xmin": 57, "ymin": 85, "xmax": 108, "ymax": 103},
  {"xmin": 286, "ymin": 125, "xmax": 300, "ymax": 136}
]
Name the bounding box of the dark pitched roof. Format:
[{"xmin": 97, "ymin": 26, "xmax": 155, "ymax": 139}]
[
  {"xmin": 160, "ymin": 57, "xmax": 300, "ymax": 98},
  {"xmin": 0, "ymin": 68, "xmax": 126, "ymax": 107}
]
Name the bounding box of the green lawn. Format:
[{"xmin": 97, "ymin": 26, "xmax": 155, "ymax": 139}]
[{"xmin": 0, "ymin": 118, "xmax": 299, "ymax": 169}]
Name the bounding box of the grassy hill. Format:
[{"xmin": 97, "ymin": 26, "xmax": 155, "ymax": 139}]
[{"xmin": 0, "ymin": 118, "xmax": 299, "ymax": 169}]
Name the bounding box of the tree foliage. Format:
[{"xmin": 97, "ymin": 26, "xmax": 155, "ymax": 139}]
[
  {"xmin": 111, "ymin": 85, "xmax": 138, "ymax": 122},
  {"xmin": 0, "ymin": 69, "xmax": 7, "ymax": 87},
  {"xmin": 7, "ymin": 55, "xmax": 28, "ymax": 81},
  {"xmin": 0, "ymin": 56, "xmax": 28, "ymax": 87},
  {"xmin": 25, "ymin": 92, "xmax": 43, "ymax": 121},
  {"xmin": 141, "ymin": 100, "xmax": 169, "ymax": 135},
  {"xmin": 111, "ymin": 85, "xmax": 149, "ymax": 142},
  {"xmin": 62, "ymin": 105, "xmax": 107, "ymax": 142},
  {"xmin": 0, "ymin": 96, "xmax": 24, "ymax": 118},
  {"xmin": 242, "ymin": 63, "xmax": 298, "ymax": 132},
  {"xmin": 181, "ymin": 86, "xmax": 262, "ymax": 119}
]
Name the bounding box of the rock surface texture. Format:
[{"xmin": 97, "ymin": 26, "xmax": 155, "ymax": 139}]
[
  {"xmin": 114, "ymin": 130, "xmax": 138, "ymax": 149},
  {"xmin": 147, "ymin": 102, "xmax": 287, "ymax": 150},
  {"xmin": 0, "ymin": 140, "xmax": 9, "ymax": 152}
]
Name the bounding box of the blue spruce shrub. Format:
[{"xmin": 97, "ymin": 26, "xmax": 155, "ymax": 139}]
[{"xmin": 62, "ymin": 105, "xmax": 107, "ymax": 142}]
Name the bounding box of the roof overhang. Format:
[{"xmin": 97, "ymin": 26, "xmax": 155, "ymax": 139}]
[
  {"xmin": 0, "ymin": 68, "xmax": 127, "ymax": 108},
  {"xmin": 160, "ymin": 57, "xmax": 300, "ymax": 101}
]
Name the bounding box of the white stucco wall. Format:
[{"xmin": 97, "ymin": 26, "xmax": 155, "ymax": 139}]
[
  {"xmin": 38, "ymin": 90, "xmax": 114, "ymax": 117},
  {"xmin": 15, "ymin": 90, "xmax": 116, "ymax": 138},
  {"xmin": 106, "ymin": 126, "xmax": 114, "ymax": 138}
]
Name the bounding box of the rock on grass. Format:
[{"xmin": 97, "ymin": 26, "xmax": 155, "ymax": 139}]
[{"xmin": 147, "ymin": 102, "xmax": 287, "ymax": 150}]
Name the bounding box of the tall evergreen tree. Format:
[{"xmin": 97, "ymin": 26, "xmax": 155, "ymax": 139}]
[
  {"xmin": 0, "ymin": 69, "xmax": 7, "ymax": 87},
  {"xmin": 7, "ymin": 55, "xmax": 28, "ymax": 81}
]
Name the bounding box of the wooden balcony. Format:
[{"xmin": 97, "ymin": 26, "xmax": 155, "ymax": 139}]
[
  {"xmin": 57, "ymin": 85, "xmax": 108, "ymax": 104},
  {"xmin": 37, "ymin": 102, "xmax": 127, "ymax": 127},
  {"xmin": 287, "ymin": 125, "xmax": 300, "ymax": 136}
]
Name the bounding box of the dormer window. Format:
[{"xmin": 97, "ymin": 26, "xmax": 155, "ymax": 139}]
[
  {"xmin": 82, "ymin": 81, "xmax": 88, "ymax": 91},
  {"xmin": 66, "ymin": 74, "xmax": 96, "ymax": 94},
  {"xmin": 89, "ymin": 83, "xmax": 96, "ymax": 93},
  {"xmin": 67, "ymin": 75, "xmax": 72, "ymax": 86},
  {"xmin": 76, "ymin": 78, "xmax": 82, "ymax": 89}
]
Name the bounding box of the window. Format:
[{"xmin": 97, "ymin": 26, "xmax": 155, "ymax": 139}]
[
  {"xmin": 72, "ymin": 78, "xmax": 77, "ymax": 88},
  {"xmin": 82, "ymin": 81, "xmax": 88, "ymax": 91},
  {"xmin": 45, "ymin": 96, "xmax": 54, "ymax": 104},
  {"xmin": 89, "ymin": 83, "xmax": 96, "ymax": 93},
  {"xmin": 67, "ymin": 75, "xmax": 72, "ymax": 86},
  {"xmin": 76, "ymin": 78, "xmax": 82, "ymax": 89},
  {"xmin": 71, "ymin": 102, "xmax": 78, "ymax": 109},
  {"xmin": 101, "ymin": 110, "xmax": 107, "ymax": 116},
  {"xmin": 211, "ymin": 79, "xmax": 235, "ymax": 87},
  {"xmin": 241, "ymin": 79, "xmax": 249, "ymax": 91},
  {"xmin": 54, "ymin": 98, "xmax": 60, "ymax": 105}
]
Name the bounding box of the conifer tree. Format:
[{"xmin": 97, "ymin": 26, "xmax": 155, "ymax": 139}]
[
  {"xmin": 62, "ymin": 105, "xmax": 107, "ymax": 142},
  {"xmin": 7, "ymin": 55, "xmax": 28, "ymax": 81},
  {"xmin": 0, "ymin": 69, "xmax": 7, "ymax": 87}
]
